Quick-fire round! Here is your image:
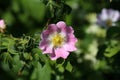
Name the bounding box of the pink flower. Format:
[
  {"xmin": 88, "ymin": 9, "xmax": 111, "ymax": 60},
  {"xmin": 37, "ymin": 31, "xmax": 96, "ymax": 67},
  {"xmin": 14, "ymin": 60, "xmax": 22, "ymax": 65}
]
[
  {"xmin": 0, "ymin": 20, "xmax": 6, "ymax": 33},
  {"xmin": 97, "ymin": 8, "xmax": 120, "ymax": 27},
  {"xmin": 39, "ymin": 21, "xmax": 77, "ymax": 60}
]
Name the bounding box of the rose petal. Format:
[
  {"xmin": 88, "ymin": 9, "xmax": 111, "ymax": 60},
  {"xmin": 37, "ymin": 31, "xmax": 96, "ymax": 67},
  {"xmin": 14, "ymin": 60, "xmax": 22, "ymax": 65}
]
[
  {"xmin": 50, "ymin": 48, "xmax": 69, "ymax": 60},
  {"xmin": 43, "ymin": 45, "xmax": 53, "ymax": 54},
  {"xmin": 48, "ymin": 24, "xmax": 58, "ymax": 32},
  {"xmin": 56, "ymin": 21, "xmax": 66, "ymax": 29},
  {"xmin": 39, "ymin": 21, "xmax": 77, "ymax": 60},
  {"xmin": 39, "ymin": 40, "xmax": 48, "ymax": 50},
  {"xmin": 64, "ymin": 36, "xmax": 77, "ymax": 51}
]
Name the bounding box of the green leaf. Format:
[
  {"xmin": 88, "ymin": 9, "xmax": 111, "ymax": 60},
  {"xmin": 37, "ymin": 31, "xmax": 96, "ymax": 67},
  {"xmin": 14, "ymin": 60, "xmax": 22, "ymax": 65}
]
[
  {"xmin": 65, "ymin": 62, "xmax": 73, "ymax": 72},
  {"xmin": 31, "ymin": 63, "xmax": 51, "ymax": 80},
  {"xmin": 39, "ymin": 63, "xmax": 51, "ymax": 80},
  {"xmin": 0, "ymin": 37, "xmax": 18, "ymax": 55},
  {"xmin": 8, "ymin": 48, "xmax": 18, "ymax": 54},
  {"xmin": 30, "ymin": 62, "xmax": 42, "ymax": 80},
  {"xmin": 46, "ymin": 1, "xmax": 55, "ymax": 18},
  {"xmin": 56, "ymin": 58, "xmax": 65, "ymax": 73},
  {"xmin": 58, "ymin": 65, "xmax": 64, "ymax": 73},
  {"xmin": 104, "ymin": 46, "xmax": 120, "ymax": 57},
  {"xmin": 0, "ymin": 52, "xmax": 13, "ymax": 64},
  {"xmin": 5, "ymin": 38, "xmax": 18, "ymax": 54},
  {"xmin": 32, "ymin": 48, "xmax": 48, "ymax": 62},
  {"xmin": 11, "ymin": 55, "xmax": 23, "ymax": 75},
  {"xmin": 8, "ymin": 43, "xmax": 18, "ymax": 54},
  {"xmin": 23, "ymin": 53, "xmax": 31, "ymax": 60}
]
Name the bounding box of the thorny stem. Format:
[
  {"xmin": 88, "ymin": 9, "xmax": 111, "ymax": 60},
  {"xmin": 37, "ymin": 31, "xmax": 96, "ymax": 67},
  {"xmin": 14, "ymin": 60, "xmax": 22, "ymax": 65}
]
[
  {"xmin": 46, "ymin": 18, "xmax": 51, "ymax": 27},
  {"xmin": 43, "ymin": 18, "xmax": 51, "ymax": 30}
]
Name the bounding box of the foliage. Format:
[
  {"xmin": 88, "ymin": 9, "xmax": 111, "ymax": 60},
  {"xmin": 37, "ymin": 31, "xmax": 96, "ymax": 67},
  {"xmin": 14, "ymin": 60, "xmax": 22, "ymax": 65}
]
[{"xmin": 0, "ymin": 0, "xmax": 120, "ymax": 80}]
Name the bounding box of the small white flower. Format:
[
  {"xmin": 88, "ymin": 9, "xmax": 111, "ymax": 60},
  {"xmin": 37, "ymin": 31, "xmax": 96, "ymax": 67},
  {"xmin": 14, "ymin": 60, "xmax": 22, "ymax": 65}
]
[{"xmin": 97, "ymin": 8, "xmax": 120, "ymax": 27}]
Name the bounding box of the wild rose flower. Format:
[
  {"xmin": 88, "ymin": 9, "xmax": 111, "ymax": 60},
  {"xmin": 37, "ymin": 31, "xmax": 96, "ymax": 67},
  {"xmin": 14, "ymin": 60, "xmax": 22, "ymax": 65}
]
[
  {"xmin": 39, "ymin": 21, "xmax": 77, "ymax": 60},
  {"xmin": 0, "ymin": 20, "xmax": 6, "ymax": 33},
  {"xmin": 97, "ymin": 8, "xmax": 120, "ymax": 27}
]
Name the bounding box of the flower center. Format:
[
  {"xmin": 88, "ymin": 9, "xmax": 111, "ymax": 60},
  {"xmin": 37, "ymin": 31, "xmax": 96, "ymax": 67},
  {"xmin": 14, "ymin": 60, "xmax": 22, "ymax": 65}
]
[
  {"xmin": 106, "ymin": 19, "xmax": 112, "ymax": 26},
  {"xmin": 51, "ymin": 33, "xmax": 64, "ymax": 47}
]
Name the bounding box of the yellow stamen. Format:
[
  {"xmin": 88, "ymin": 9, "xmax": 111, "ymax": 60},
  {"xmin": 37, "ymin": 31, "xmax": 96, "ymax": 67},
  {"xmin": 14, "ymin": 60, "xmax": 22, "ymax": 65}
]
[
  {"xmin": 106, "ymin": 19, "xmax": 112, "ymax": 26},
  {"xmin": 52, "ymin": 33, "xmax": 64, "ymax": 47}
]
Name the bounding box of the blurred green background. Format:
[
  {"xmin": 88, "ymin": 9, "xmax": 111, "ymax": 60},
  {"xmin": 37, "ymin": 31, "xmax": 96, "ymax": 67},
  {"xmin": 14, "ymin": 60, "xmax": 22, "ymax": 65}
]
[
  {"xmin": 0, "ymin": 0, "xmax": 120, "ymax": 80},
  {"xmin": 0, "ymin": 0, "xmax": 110, "ymax": 37}
]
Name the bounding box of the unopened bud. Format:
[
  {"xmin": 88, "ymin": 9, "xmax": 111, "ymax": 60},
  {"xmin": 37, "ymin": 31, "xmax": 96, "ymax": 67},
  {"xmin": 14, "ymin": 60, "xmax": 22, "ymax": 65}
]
[{"xmin": 0, "ymin": 20, "xmax": 6, "ymax": 33}]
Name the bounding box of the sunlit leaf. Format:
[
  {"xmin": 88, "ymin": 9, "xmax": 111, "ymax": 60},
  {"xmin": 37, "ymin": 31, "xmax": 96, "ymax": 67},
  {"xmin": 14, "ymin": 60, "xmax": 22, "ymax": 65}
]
[
  {"xmin": 31, "ymin": 63, "xmax": 51, "ymax": 80},
  {"xmin": 32, "ymin": 48, "xmax": 48, "ymax": 62},
  {"xmin": 30, "ymin": 62, "xmax": 42, "ymax": 80},
  {"xmin": 65, "ymin": 62, "xmax": 73, "ymax": 72},
  {"xmin": 23, "ymin": 53, "xmax": 32, "ymax": 60},
  {"xmin": 11, "ymin": 55, "xmax": 23, "ymax": 75},
  {"xmin": 39, "ymin": 63, "xmax": 51, "ymax": 80},
  {"xmin": 104, "ymin": 46, "xmax": 120, "ymax": 57}
]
